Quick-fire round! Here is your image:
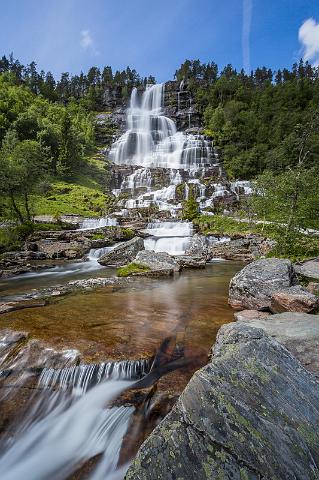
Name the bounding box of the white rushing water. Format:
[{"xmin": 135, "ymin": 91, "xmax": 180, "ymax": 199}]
[
  {"xmin": 109, "ymin": 83, "xmax": 213, "ymax": 170},
  {"xmin": 0, "ymin": 344, "xmax": 151, "ymax": 480},
  {"xmin": 79, "ymin": 217, "xmax": 118, "ymax": 231},
  {"xmin": 143, "ymin": 221, "xmax": 193, "ymax": 255}
]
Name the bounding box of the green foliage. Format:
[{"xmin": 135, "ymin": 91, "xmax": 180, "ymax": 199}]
[
  {"xmin": 195, "ymin": 214, "xmax": 319, "ymax": 261},
  {"xmin": 182, "ymin": 192, "xmax": 200, "ymax": 221},
  {"xmin": 117, "ymin": 262, "xmax": 150, "ymax": 277}
]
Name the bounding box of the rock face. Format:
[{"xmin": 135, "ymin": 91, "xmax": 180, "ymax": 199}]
[
  {"xmin": 98, "ymin": 237, "xmax": 144, "ymax": 266},
  {"xmin": 236, "ymin": 311, "xmax": 319, "ymax": 378},
  {"xmin": 229, "ymin": 258, "xmax": 297, "ymax": 310},
  {"xmin": 295, "ymin": 258, "xmax": 319, "ymax": 280},
  {"xmin": 270, "ymin": 285, "xmax": 319, "ymax": 313},
  {"xmin": 134, "ymin": 250, "xmax": 180, "ymax": 275},
  {"xmin": 125, "ymin": 324, "xmax": 319, "ymax": 480}
]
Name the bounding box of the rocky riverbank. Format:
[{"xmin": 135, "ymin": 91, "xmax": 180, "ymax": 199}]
[{"xmin": 124, "ymin": 256, "xmax": 319, "ymax": 479}]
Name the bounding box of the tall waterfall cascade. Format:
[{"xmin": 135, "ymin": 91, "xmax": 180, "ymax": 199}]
[{"xmin": 109, "ymin": 83, "xmax": 251, "ymax": 217}]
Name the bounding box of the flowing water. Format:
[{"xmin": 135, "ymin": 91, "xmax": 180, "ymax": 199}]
[
  {"xmin": 0, "ymin": 261, "xmax": 243, "ymax": 479},
  {"xmin": 0, "ymin": 82, "xmax": 248, "ymax": 479}
]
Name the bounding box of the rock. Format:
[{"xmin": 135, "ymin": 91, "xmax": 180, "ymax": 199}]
[
  {"xmin": 307, "ymin": 282, "xmax": 319, "ymax": 295},
  {"xmin": 125, "ymin": 323, "xmax": 319, "ymax": 480},
  {"xmin": 270, "ymin": 285, "xmax": 319, "ymax": 313},
  {"xmin": 229, "ymin": 258, "xmax": 297, "ymax": 310},
  {"xmin": 98, "ymin": 237, "xmax": 144, "ymax": 266},
  {"xmin": 174, "ymin": 255, "xmax": 206, "ymax": 269},
  {"xmin": 236, "ymin": 312, "xmax": 319, "ymax": 377},
  {"xmin": 295, "ymin": 258, "xmax": 319, "ymax": 281},
  {"xmin": 209, "ymin": 235, "xmax": 276, "ymax": 261},
  {"xmin": 134, "ymin": 250, "xmax": 181, "ymax": 275},
  {"xmin": 234, "ymin": 309, "xmax": 271, "ymax": 322},
  {"xmin": 185, "ymin": 234, "xmax": 209, "ymax": 260}
]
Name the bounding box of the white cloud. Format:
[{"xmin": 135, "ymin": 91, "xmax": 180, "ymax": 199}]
[
  {"xmin": 299, "ymin": 18, "xmax": 319, "ymax": 65},
  {"xmin": 242, "ymin": 0, "xmax": 253, "ymax": 72},
  {"xmin": 80, "ymin": 29, "xmax": 93, "ymax": 49},
  {"xmin": 80, "ymin": 29, "xmax": 100, "ymax": 56}
]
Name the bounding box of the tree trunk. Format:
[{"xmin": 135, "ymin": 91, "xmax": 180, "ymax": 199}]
[
  {"xmin": 24, "ymin": 192, "xmax": 31, "ymax": 222},
  {"xmin": 9, "ymin": 192, "xmax": 24, "ymax": 224}
]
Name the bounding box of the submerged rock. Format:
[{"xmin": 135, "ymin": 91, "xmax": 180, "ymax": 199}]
[
  {"xmin": 229, "ymin": 258, "xmax": 297, "ymax": 310},
  {"xmin": 270, "ymin": 285, "xmax": 319, "ymax": 313},
  {"xmin": 234, "ymin": 309, "xmax": 271, "ymax": 322},
  {"xmin": 98, "ymin": 236, "xmax": 144, "ymax": 266},
  {"xmin": 236, "ymin": 311, "xmax": 319, "ymax": 378},
  {"xmin": 125, "ymin": 323, "xmax": 319, "ymax": 479}
]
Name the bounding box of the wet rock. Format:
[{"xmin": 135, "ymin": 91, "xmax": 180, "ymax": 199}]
[
  {"xmin": 234, "ymin": 309, "xmax": 271, "ymax": 322},
  {"xmin": 236, "ymin": 312, "xmax": 319, "ymax": 378},
  {"xmin": 98, "ymin": 236, "xmax": 144, "ymax": 266},
  {"xmin": 295, "ymin": 258, "xmax": 319, "ymax": 281},
  {"xmin": 229, "ymin": 258, "xmax": 297, "ymax": 310},
  {"xmin": 125, "ymin": 323, "xmax": 319, "ymax": 480},
  {"xmin": 270, "ymin": 285, "xmax": 319, "ymax": 313},
  {"xmin": 134, "ymin": 250, "xmax": 181, "ymax": 275}
]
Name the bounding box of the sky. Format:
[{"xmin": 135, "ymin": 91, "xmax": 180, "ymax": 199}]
[{"xmin": 1, "ymin": 0, "xmax": 319, "ymax": 81}]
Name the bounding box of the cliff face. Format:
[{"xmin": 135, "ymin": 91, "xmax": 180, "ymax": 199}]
[
  {"xmin": 99, "ymin": 81, "xmax": 203, "ymax": 133},
  {"xmin": 125, "ymin": 323, "xmax": 319, "ymax": 480}
]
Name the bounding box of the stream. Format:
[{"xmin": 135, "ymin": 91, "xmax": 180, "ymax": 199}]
[{"xmin": 0, "ymin": 82, "xmax": 245, "ymax": 479}]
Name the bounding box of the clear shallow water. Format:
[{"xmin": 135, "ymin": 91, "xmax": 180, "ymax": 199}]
[{"xmin": 0, "ymin": 262, "xmax": 243, "ymax": 479}]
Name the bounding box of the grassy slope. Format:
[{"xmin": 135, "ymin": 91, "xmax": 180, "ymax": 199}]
[{"xmin": 31, "ymin": 151, "xmax": 114, "ymax": 217}]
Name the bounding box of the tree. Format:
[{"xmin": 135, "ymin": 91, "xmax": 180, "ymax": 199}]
[
  {"xmin": 0, "ymin": 137, "xmax": 49, "ymax": 222},
  {"xmin": 182, "ymin": 191, "xmax": 200, "ymax": 221}
]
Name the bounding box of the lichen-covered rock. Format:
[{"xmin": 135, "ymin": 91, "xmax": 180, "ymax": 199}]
[
  {"xmin": 270, "ymin": 285, "xmax": 319, "ymax": 313},
  {"xmin": 236, "ymin": 311, "xmax": 319, "ymax": 378},
  {"xmin": 295, "ymin": 258, "xmax": 319, "ymax": 281},
  {"xmin": 134, "ymin": 250, "xmax": 180, "ymax": 274},
  {"xmin": 98, "ymin": 237, "xmax": 144, "ymax": 266},
  {"xmin": 229, "ymin": 258, "xmax": 297, "ymax": 310},
  {"xmin": 125, "ymin": 324, "xmax": 319, "ymax": 480}
]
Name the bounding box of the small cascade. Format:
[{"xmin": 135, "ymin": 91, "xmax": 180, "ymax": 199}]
[
  {"xmin": 79, "ymin": 217, "xmax": 118, "ymax": 231},
  {"xmin": 0, "ymin": 341, "xmax": 152, "ymax": 480},
  {"xmin": 143, "ymin": 221, "xmax": 193, "ymax": 255}
]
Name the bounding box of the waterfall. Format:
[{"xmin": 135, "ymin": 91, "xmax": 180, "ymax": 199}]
[
  {"xmin": 109, "ymin": 84, "xmax": 213, "ymax": 170},
  {"xmin": 143, "ymin": 221, "xmax": 193, "ymax": 255},
  {"xmin": 79, "ymin": 217, "xmax": 118, "ymax": 231},
  {"xmin": 109, "ymin": 83, "xmax": 252, "ymax": 216}
]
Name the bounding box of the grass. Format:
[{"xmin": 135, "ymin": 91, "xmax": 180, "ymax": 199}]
[
  {"xmin": 30, "ymin": 150, "xmax": 115, "ymax": 217},
  {"xmin": 195, "ymin": 214, "xmax": 319, "ymax": 262},
  {"xmin": 117, "ymin": 263, "xmax": 151, "ymax": 277}
]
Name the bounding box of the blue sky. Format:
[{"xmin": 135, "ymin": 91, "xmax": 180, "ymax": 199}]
[{"xmin": 1, "ymin": 0, "xmax": 319, "ymax": 81}]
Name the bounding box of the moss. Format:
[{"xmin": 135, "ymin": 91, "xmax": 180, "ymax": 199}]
[{"xmin": 117, "ymin": 262, "xmax": 151, "ymax": 277}]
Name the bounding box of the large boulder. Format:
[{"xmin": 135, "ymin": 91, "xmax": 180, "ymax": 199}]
[
  {"xmin": 236, "ymin": 311, "xmax": 319, "ymax": 378},
  {"xmin": 295, "ymin": 258, "xmax": 319, "ymax": 281},
  {"xmin": 125, "ymin": 324, "xmax": 319, "ymax": 480},
  {"xmin": 270, "ymin": 285, "xmax": 319, "ymax": 313},
  {"xmin": 134, "ymin": 250, "xmax": 180, "ymax": 275},
  {"xmin": 185, "ymin": 234, "xmax": 209, "ymax": 260},
  {"xmin": 228, "ymin": 258, "xmax": 297, "ymax": 310},
  {"xmin": 98, "ymin": 237, "xmax": 144, "ymax": 266}
]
